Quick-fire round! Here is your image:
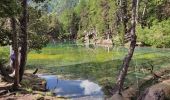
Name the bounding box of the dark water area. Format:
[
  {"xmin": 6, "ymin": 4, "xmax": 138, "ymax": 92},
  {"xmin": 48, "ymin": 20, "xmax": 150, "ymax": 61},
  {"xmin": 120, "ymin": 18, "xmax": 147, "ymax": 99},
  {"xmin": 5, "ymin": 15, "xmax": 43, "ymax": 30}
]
[{"xmin": 38, "ymin": 74, "xmax": 104, "ymax": 100}]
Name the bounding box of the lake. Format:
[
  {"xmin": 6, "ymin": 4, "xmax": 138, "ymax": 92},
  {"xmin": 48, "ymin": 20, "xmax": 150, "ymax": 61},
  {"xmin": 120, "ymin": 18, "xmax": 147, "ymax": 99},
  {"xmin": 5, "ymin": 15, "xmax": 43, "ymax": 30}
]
[{"xmin": 26, "ymin": 43, "xmax": 170, "ymax": 97}]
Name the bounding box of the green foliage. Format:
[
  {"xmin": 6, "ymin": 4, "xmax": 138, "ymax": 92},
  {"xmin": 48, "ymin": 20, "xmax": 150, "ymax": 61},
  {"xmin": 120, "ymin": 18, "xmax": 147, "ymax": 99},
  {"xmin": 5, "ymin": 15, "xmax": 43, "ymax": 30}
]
[
  {"xmin": 40, "ymin": 0, "xmax": 170, "ymax": 47},
  {"xmin": 1, "ymin": 0, "xmax": 170, "ymax": 52},
  {"xmin": 28, "ymin": 33, "xmax": 49, "ymax": 51},
  {"xmin": 140, "ymin": 0, "xmax": 170, "ymax": 24},
  {"xmin": 137, "ymin": 19, "xmax": 170, "ymax": 48},
  {"xmin": 72, "ymin": 0, "xmax": 117, "ymax": 39},
  {"xmin": 59, "ymin": 9, "xmax": 73, "ymax": 33},
  {"xmin": 27, "ymin": 7, "xmax": 50, "ymax": 51},
  {"xmin": 0, "ymin": 2, "xmax": 50, "ymax": 51},
  {"xmin": 0, "ymin": 0, "xmax": 21, "ymax": 17},
  {"xmin": 0, "ymin": 47, "xmax": 9, "ymax": 65},
  {"xmin": 0, "ymin": 27, "xmax": 11, "ymax": 46},
  {"xmin": 58, "ymin": 9, "xmax": 79, "ymax": 40},
  {"xmin": 0, "ymin": 0, "xmax": 20, "ymax": 46}
]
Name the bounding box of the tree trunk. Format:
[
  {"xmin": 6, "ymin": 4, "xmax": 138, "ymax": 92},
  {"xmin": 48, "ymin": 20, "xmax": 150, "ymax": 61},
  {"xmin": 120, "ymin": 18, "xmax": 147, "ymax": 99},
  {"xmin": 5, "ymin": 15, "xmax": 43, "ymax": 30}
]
[
  {"xmin": 122, "ymin": 0, "xmax": 128, "ymax": 36},
  {"xmin": 11, "ymin": 17, "xmax": 19, "ymax": 89},
  {"xmin": 141, "ymin": 0, "xmax": 148, "ymax": 28},
  {"xmin": 116, "ymin": 0, "xmax": 137, "ymax": 94},
  {"xmin": 118, "ymin": 0, "xmax": 128, "ymax": 45},
  {"xmin": 136, "ymin": 0, "xmax": 139, "ymax": 23},
  {"xmin": 19, "ymin": 0, "xmax": 28, "ymax": 82}
]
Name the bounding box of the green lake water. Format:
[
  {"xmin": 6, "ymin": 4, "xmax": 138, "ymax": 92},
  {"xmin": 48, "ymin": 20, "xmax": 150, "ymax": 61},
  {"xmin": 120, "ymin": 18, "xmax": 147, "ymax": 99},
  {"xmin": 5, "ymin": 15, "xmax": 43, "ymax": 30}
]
[{"xmin": 26, "ymin": 43, "xmax": 170, "ymax": 95}]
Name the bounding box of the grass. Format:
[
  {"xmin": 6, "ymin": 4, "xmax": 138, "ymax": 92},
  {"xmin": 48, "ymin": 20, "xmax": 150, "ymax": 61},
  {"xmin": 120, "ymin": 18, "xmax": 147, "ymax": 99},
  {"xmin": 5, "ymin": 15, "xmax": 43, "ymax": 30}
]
[{"xmin": 1, "ymin": 44, "xmax": 170, "ymax": 94}]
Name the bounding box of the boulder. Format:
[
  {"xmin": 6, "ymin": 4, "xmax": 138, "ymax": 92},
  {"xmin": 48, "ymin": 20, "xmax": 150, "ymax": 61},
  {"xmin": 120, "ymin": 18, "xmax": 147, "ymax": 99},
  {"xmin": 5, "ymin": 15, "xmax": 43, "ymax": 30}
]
[{"xmin": 143, "ymin": 80, "xmax": 170, "ymax": 100}]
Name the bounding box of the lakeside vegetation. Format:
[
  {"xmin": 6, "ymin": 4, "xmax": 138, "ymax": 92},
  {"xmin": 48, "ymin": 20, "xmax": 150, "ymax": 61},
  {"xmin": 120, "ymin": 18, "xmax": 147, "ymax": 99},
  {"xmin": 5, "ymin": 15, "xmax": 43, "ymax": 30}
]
[{"xmin": 26, "ymin": 0, "xmax": 170, "ymax": 47}]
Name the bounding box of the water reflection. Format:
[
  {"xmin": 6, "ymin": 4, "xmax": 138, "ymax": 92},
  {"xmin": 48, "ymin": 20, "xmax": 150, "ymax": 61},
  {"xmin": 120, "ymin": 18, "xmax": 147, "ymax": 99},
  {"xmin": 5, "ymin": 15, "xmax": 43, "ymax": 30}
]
[{"xmin": 38, "ymin": 75, "xmax": 104, "ymax": 99}]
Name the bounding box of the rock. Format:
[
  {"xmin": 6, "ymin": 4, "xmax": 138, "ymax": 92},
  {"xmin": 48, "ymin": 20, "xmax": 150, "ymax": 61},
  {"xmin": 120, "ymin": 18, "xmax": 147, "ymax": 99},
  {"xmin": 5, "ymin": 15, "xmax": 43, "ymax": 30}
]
[
  {"xmin": 143, "ymin": 80, "xmax": 170, "ymax": 100},
  {"xmin": 144, "ymin": 89, "xmax": 165, "ymax": 100}
]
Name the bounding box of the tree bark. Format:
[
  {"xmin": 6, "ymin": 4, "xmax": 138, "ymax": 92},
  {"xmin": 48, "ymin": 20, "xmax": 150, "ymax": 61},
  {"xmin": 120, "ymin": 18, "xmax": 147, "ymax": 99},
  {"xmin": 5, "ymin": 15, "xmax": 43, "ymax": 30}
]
[
  {"xmin": 141, "ymin": 0, "xmax": 148, "ymax": 28},
  {"xmin": 136, "ymin": 0, "xmax": 139, "ymax": 23},
  {"xmin": 116, "ymin": 0, "xmax": 137, "ymax": 94},
  {"xmin": 122, "ymin": 0, "xmax": 128, "ymax": 36},
  {"xmin": 11, "ymin": 17, "xmax": 19, "ymax": 89},
  {"xmin": 19, "ymin": 0, "xmax": 28, "ymax": 82}
]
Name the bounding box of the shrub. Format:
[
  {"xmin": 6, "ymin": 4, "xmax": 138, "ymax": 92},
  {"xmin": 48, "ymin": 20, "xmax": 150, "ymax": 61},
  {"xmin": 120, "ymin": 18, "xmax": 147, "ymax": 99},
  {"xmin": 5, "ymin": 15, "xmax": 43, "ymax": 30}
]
[
  {"xmin": 0, "ymin": 47, "xmax": 9, "ymax": 65},
  {"xmin": 137, "ymin": 19, "xmax": 170, "ymax": 48}
]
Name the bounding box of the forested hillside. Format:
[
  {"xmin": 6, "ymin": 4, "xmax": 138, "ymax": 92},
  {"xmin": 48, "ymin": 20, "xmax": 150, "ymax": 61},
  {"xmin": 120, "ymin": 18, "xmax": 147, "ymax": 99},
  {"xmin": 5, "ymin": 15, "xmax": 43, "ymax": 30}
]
[
  {"xmin": 1, "ymin": 0, "xmax": 169, "ymax": 48},
  {"xmin": 28, "ymin": 0, "xmax": 170, "ymax": 47}
]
